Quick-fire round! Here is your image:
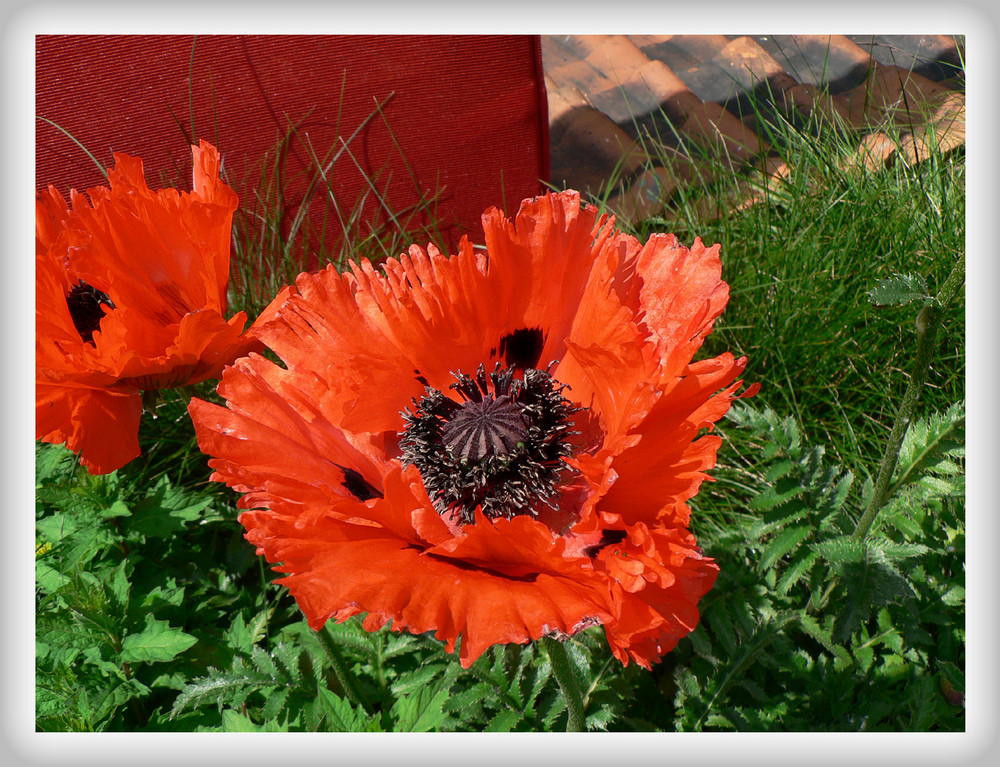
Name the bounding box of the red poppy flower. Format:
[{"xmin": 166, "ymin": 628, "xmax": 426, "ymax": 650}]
[
  {"xmin": 36, "ymin": 140, "xmax": 265, "ymax": 475},
  {"xmin": 189, "ymin": 190, "xmax": 758, "ymax": 668}
]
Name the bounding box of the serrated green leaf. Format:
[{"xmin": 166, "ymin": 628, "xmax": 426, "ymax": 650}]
[
  {"xmin": 170, "ymin": 663, "xmax": 271, "ymax": 718},
  {"xmin": 797, "ymin": 615, "xmax": 851, "ymax": 664},
  {"xmin": 106, "ymin": 559, "xmax": 131, "ymax": 615},
  {"xmin": 704, "ymin": 603, "xmax": 739, "ymax": 654},
  {"xmin": 867, "ymin": 272, "xmax": 930, "ymax": 306},
  {"xmin": 854, "ymin": 640, "xmax": 875, "ymax": 673},
  {"xmin": 832, "ymin": 561, "xmax": 917, "ymax": 643},
  {"xmin": 825, "ymin": 471, "xmax": 855, "ymax": 513},
  {"xmin": 776, "ymin": 551, "xmax": 818, "ymax": 596},
  {"xmin": 35, "ymin": 561, "xmax": 70, "ymax": 593},
  {"xmin": 36, "ymin": 442, "xmax": 77, "ymax": 484},
  {"xmin": 224, "ymin": 613, "xmax": 253, "ymax": 655},
  {"xmin": 917, "ymin": 475, "xmax": 961, "ymax": 496},
  {"xmin": 882, "ymin": 495, "xmax": 925, "ymax": 538},
  {"xmin": 763, "ymin": 459, "xmax": 797, "ymax": 483},
  {"xmin": 910, "ymin": 675, "xmax": 937, "ymax": 730},
  {"xmin": 442, "ymin": 682, "xmax": 490, "ymax": 718},
  {"xmin": 316, "ymin": 617, "xmax": 380, "ymax": 658},
  {"xmin": 129, "ymin": 476, "xmax": 215, "ymax": 537},
  {"xmin": 220, "ymin": 709, "xmax": 266, "ymax": 732},
  {"xmin": 120, "ymin": 617, "xmax": 197, "ymax": 663},
  {"xmin": 316, "ymin": 688, "xmax": 382, "ymax": 732},
  {"xmin": 538, "ymin": 690, "xmax": 567, "ymax": 728},
  {"xmin": 747, "ymin": 505, "xmax": 811, "ymax": 541},
  {"xmin": 484, "ymin": 709, "xmax": 522, "ymax": 732},
  {"xmin": 381, "ymin": 631, "xmax": 421, "ymax": 659},
  {"xmin": 139, "ymin": 582, "xmax": 186, "ymax": 613},
  {"xmin": 270, "ymin": 643, "xmax": 302, "ymax": 686},
  {"xmin": 812, "ymin": 536, "xmax": 867, "ymax": 565},
  {"xmin": 748, "ymin": 483, "xmax": 803, "ymax": 512},
  {"xmin": 259, "ymin": 686, "xmax": 290, "ymax": 722},
  {"xmin": 390, "ymin": 663, "xmax": 445, "ymax": 697},
  {"xmin": 940, "ymin": 585, "xmax": 965, "ymax": 606},
  {"xmin": 867, "ymin": 538, "xmax": 930, "ymax": 562},
  {"xmin": 938, "ymin": 660, "xmax": 965, "ymax": 693},
  {"xmin": 892, "ymin": 403, "xmax": 965, "ymax": 495},
  {"xmin": 585, "ymin": 705, "xmax": 616, "ymax": 731},
  {"xmin": 759, "ymin": 524, "xmax": 813, "ymax": 571},
  {"xmin": 250, "ymin": 645, "xmax": 279, "ymax": 679},
  {"xmin": 390, "ymin": 664, "xmax": 459, "ymax": 732}
]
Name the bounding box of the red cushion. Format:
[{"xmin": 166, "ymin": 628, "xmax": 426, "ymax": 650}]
[{"xmin": 36, "ymin": 35, "xmax": 550, "ymax": 265}]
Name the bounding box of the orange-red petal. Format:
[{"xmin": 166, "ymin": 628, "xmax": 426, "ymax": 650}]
[{"xmin": 36, "ymin": 380, "xmax": 142, "ymax": 475}]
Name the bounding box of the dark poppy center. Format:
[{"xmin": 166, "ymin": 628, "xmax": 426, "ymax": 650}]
[
  {"xmin": 441, "ymin": 394, "xmax": 528, "ymax": 462},
  {"xmin": 66, "ymin": 279, "xmax": 115, "ymax": 345},
  {"xmin": 399, "ymin": 362, "xmax": 579, "ymax": 524}
]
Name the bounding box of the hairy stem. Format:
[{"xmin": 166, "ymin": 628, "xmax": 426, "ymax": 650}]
[
  {"xmin": 541, "ymin": 637, "xmax": 586, "ymax": 732},
  {"xmin": 851, "ymin": 253, "xmax": 965, "ymax": 542},
  {"xmin": 316, "ymin": 624, "xmax": 370, "ymax": 711}
]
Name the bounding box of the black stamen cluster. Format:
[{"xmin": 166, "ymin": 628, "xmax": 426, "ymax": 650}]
[
  {"xmin": 399, "ymin": 362, "xmax": 579, "ymax": 524},
  {"xmin": 66, "ymin": 279, "xmax": 116, "ymax": 345}
]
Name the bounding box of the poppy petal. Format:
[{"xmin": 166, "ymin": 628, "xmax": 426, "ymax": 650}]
[
  {"xmin": 36, "ymin": 380, "xmax": 141, "ymax": 475},
  {"xmin": 603, "ymin": 355, "xmax": 751, "ymax": 527},
  {"xmin": 240, "ymin": 504, "xmax": 614, "ymax": 668}
]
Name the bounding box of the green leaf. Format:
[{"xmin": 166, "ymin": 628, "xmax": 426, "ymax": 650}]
[
  {"xmin": 106, "ymin": 559, "xmax": 132, "ymax": 615},
  {"xmin": 938, "ymin": 660, "xmax": 965, "ymax": 693},
  {"xmin": 867, "ymin": 538, "xmax": 930, "ymax": 562},
  {"xmin": 759, "ymin": 524, "xmax": 813, "ymax": 572},
  {"xmin": 442, "ymin": 682, "xmax": 489, "ymax": 723},
  {"xmin": 812, "ymin": 536, "xmax": 867, "ymax": 566},
  {"xmin": 390, "ymin": 664, "xmax": 459, "ymax": 732},
  {"xmin": 763, "ymin": 459, "xmax": 798, "ymax": 483},
  {"xmin": 219, "ymin": 708, "xmax": 288, "ymax": 732},
  {"xmin": 35, "ymin": 561, "xmax": 70, "ymax": 593},
  {"xmin": 940, "ymin": 585, "xmax": 965, "ymax": 607},
  {"xmin": 797, "ymin": 615, "xmax": 851, "ymax": 665},
  {"xmin": 867, "ymin": 272, "xmax": 930, "ymax": 307},
  {"xmin": 170, "ymin": 659, "xmax": 270, "ymax": 718},
  {"xmin": 891, "ymin": 403, "xmax": 965, "ymax": 495},
  {"xmin": 389, "ymin": 663, "xmax": 446, "ymax": 697},
  {"xmin": 910, "ymin": 675, "xmax": 937, "ymax": 730},
  {"xmin": 748, "ymin": 482, "xmax": 803, "ymax": 512},
  {"xmin": 120, "ymin": 616, "xmax": 197, "ymax": 663},
  {"xmin": 259, "ymin": 686, "xmax": 290, "ymax": 722},
  {"xmin": 36, "ymin": 442, "xmax": 77, "ymax": 484},
  {"xmin": 128, "ymin": 476, "xmax": 215, "ymax": 537},
  {"xmin": 776, "ymin": 551, "xmax": 818, "ymax": 596},
  {"xmin": 316, "ymin": 688, "xmax": 384, "ymax": 732},
  {"xmin": 484, "ymin": 709, "xmax": 522, "ymax": 732},
  {"xmin": 832, "ymin": 561, "xmax": 917, "ymax": 643}
]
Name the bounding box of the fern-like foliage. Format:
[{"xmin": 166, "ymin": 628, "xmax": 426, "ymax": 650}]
[
  {"xmin": 167, "ymin": 615, "xmax": 641, "ymax": 732},
  {"xmin": 665, "ymin": 401, "xmax": 965, "ymax": 732}
]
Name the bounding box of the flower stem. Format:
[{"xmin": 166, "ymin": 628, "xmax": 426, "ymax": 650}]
[
  {"xmin": 851, "ymin": 253, "xmax": 965, "ymax": 543},
  {"xmin": 316, "ymin": 623, "xmax": 370, "ymax": 711},
  {"xmin": 542, "ymin": 637, "xmax": 586, "ymax": 732}
]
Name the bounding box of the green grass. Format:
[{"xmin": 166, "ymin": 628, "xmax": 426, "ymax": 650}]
[
  {"xmin": 610, "ymin": 91, "xmax": 965, "ymax": 481},
  {"xmin": 35, "ymin": 74, "xmax": 965, "ymax": 732}
]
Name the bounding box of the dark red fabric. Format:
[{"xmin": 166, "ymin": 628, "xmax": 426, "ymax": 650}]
[{"xmin": 36, "ymin": 35, "xmax": 549, "ymax": 264}]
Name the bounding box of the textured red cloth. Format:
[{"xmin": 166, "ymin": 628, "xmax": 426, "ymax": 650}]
[{"xmin": 36, "ymin": 35, "xmax": 549, "ymax": 264}]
